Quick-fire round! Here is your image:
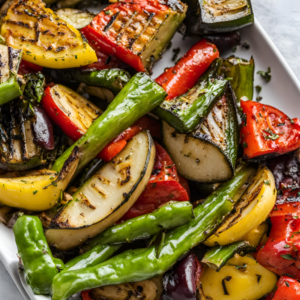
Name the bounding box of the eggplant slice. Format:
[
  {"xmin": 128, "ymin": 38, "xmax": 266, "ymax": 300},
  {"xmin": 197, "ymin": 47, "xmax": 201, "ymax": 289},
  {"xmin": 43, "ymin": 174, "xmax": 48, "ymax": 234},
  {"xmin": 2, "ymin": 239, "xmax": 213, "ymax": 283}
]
[
  {"xmin": 162, "ymin": 85, "xmax": 239, "ymax": 183},
  {"xmin": 46, "ymin": 130, "xmax": 156, "ymax": 250}
]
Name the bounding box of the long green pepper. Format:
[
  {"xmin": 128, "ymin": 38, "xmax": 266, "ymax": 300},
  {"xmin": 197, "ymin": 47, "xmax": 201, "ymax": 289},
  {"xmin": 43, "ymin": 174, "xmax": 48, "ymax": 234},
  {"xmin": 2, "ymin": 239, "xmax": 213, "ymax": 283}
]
[{"xmin": 51, "ymin": 164, "xmax": 256, "ymax": 300}]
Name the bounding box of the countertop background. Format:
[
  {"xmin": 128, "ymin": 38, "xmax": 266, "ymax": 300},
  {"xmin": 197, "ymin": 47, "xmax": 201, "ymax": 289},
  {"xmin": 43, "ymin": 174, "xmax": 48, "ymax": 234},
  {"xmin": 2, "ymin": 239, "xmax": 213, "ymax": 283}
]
[{"xmin": 1, "ymin": 0, "xmax": 300, "ymax": 299}]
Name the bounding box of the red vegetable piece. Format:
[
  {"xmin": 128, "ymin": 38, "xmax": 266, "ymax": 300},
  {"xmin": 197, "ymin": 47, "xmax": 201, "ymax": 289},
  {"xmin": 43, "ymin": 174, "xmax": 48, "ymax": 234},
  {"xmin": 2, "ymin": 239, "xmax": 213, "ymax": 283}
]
[
  {"xmin": 97, "ymin": 139, "xmax": 127, "ymax": 162},
  {"xmin": 18, "ymin": 60, "xmax": 43, "ymax": 75},
  {"xmin": 178, "ymin": 174, "xmax": 190, "ymax": 198},
  {"xmin": 240, "ymin": 100, "xmax": 300, "ymax": 160},
  {"xmin": 272, "ymin": 276, "xmax": 300, "ymax": 300},
  {"xmin": 155, "ymin": 39, "xmax": 219, "ymax": 100},
  {"xmin": 256, "ymin": 202, "xmax": 300, "ymax": 279},
  {"xmin": 121, "ymin": 142, "xmax": 189, "ymax": 221},
  {"xmin": 81, "ymin": 290, "xmax": 93, "ymax": 300}
]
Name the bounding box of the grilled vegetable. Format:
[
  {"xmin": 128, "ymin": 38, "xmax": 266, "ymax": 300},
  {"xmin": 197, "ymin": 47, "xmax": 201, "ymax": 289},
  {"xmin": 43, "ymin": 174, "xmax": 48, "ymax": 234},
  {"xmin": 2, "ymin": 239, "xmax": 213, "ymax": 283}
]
[
  {"xmin": 81, "ymin": 0, "xmax": 187, "ymax": 73},
  {"xmin": 241, "ymin": 100, "xmax": 300, "ymax": 160},
  {"xmin": 1, "ymin": 0, "xmax": 97, "ymax": 68},
  {"xmin": 51, "ymin": 73, "xmax": 166, "ymax": 176},
  {"xmin": 205, "ymin": 166, "xmax": 276, "ymax": 246},
  {"xmin": 242, "ymin": 221, "xmax": 268, "ymax": 247},
  {"xmin": 155, "ymin": 39, "xmax": 219, "ymax": 100},
  {"xmin": 268, "ymin": 276, "xmax": 300, "ymax": 300},
  {"xmin": 56, "ymin": 9, "xmax": 95, "ymax": 29},
  {"xmin": 0, "ymin": 44, "xmax": 22, "ymax": 105},
  {"xmin": 18, "ymin": 60, "xmax": 43, "ymax": 75},
  {"xmin": 51, "ymin": 164, "xmax": 256, "ymax": 300},
  {"xmin": 47, "ymin": 67, "xmax": 130, "ymax": 95},
  {"xmin": 46, "ymin": 131, "xmax": 156, "ymax": 250},
  {"xmin": 200, "ymin": 255, "xmax": 277, "ymax": 300},
  {"xmin": 13, "ymin": 216, "xmax": 64, "ymax": 295},
  {"xmin": 162, "ymin": 85, "xmax": 239, "ymax": 183},
  {"xmin": 219, "ymin": 55, "xmax": 254, "ymax": 101},
  {"xmin": 183, "ymin": 0, "xmax": 254, "ymax": 36},
  {"xmin": 154, "ymin": 58, "xmax": 228, "ymax": 134},
  {"xmin": 82, "ymin": 202, "xmax": 194, "ymax": 252},
  {"xmin": 0, "ymin": 147, "xmax": 79, "ymax": 210},
  {"xmin": 84, "ymin": 276, "xmax": 163, "ymax": 300},
  {"xmin": 202, "ymin": 241, "xmax": 256, "ymax": 271}
]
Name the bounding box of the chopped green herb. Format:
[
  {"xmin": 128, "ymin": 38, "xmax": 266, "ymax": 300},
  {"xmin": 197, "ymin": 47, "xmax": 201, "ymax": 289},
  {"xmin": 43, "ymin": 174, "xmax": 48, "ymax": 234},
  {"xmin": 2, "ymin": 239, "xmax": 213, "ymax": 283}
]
[
  {"xmin": 235, "ymin": 264, "xmax": 247, "ymax": 270},
  {"xmin": 284, "ymin": 244, "xmax": 290, "ymax": 248},
  {"xmin": 256, "ymin": 96, "xmax": 263, "ymax": 101},
  {"xmin": 263, "ymin": 128, "xmax": 279, "ymax": 140},
  {"xmin": 242, "ymin": 142, "xmax": 248, "ymax": 148},
  {"xmin": 255, "ymin": 85, "xmax": 262, "ymax": 93},
  {"xmin": 285, "ymin": 281, "xmax": 290, "ymax": 287},
  {"xmin": 33, "ymin": 190, "xmax": 38, "ymax": 195},
  {"xmin": 242, "ymin": 42, "xmax": 250, "ymax": 50},
  {"xmin": 104, "ymin": 10, "xmax": 111, "ymax": 15},
  {"xmin": 257, "ymin": 67, "xmax": 271, "ymax": 82},
  {"xmin": 232, "ymin": 46, "xmax": 237, "ymax": 53},
  {"xmin": 172, "ymin": 48, "xmax": 180, "ymax": 62},
  {"xmin": 280, "ymin": 254, "xmax": 294, "ymax": 260}
]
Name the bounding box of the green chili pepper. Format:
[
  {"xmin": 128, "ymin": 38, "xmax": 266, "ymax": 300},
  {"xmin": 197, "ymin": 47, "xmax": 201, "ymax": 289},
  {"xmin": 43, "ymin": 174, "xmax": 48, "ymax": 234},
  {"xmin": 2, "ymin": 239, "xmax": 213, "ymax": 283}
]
[
  {"xmin": 51, "ymin": 164, "xmax": 256, "ymax": 300},
  {"xmin": 13, "ymin": 216, "xmax": 64, "ymax": 295},
  {"xmin": 82, "ymin": 202, "xmax": 194, "ymax": 252}
]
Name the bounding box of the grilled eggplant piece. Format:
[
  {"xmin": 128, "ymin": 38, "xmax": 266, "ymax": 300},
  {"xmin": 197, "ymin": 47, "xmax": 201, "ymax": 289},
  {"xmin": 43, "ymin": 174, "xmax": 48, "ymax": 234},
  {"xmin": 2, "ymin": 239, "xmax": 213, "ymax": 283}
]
[
  {"xmin": 219, "ymin": 55, "xmax": 254, "ymax": 101},
  {"xmin": 183, "ymin": 0, "xmax": 254, "ymax": 36},
  {"xmin": 154, "ymin": 58, "xmax": 228, "ymax": 134},
  {"xmin": 1, "ymin": 0, "xmax": 97, "ymax": 68},
  {"xmin": 45, "ymin": 131, "xmax": 156, "ymax": 250},
  {"xmin": 0, "ymin": 44, "xmax": 23, "ymax": 105},
  {"xmin": 0, "ymin": 101, "xmax": 45, "ymax": 171},
  {"xmin": 162, "ymin": 85, "xmax": 239, "ymax": 183},
  {"xmin": 56, "ymin": 9, "xmax": 95, "ymax": 29},
  {"xmin": 82, "ymin": 0, "xmax": 187, "ymax": 73}
]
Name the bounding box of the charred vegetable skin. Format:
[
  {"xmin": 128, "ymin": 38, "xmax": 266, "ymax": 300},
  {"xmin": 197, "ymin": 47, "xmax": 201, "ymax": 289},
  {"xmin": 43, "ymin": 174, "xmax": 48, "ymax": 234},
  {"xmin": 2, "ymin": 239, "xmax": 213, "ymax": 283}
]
[
  {"xmin": 81, "ymin": 0, "xmax": 187, "ymax": 73},
  {"xmin": 51, "ymin": 72, "xmax": 167, "ymax": 175},
  {"xmin": 182, "ymin": 0, "xmax": 254, "ymax": 36},
  {"xmin": 241, "ymin": 100, "xmax": 300, "ymax": 160},
  {"xmin": 82, "ymin": 202, "xmax": 194, "ymax": 252},
  {"xmin": 1, "ymin": 0, "xmax": 97, "ymax": 68},
  {"xmin": 51, "ymin": 164, "xmax": 256, "ymax": 300},
  {"xmin": 13, "ymin": 216, "xmax": 64, "ymax": 295},
  {"xmin": 154, "ymin": 58, "xmax": 228, "ymax": 133}
]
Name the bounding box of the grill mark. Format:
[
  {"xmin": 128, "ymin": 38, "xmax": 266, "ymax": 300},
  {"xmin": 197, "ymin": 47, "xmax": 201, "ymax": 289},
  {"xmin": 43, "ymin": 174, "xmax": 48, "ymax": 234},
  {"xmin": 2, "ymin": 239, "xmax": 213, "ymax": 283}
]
[
  {"xmin": 120, "ymin": 166, "xmax": 131, "ymax": 185},
  {"xmin": 5, "ymin": 20, "xmax": 32, "ymax": 29},
  {"xmin": 91, "ymin": 183, "xmax": 107, "ymax": 197},
  {"xmin": 55, "ymin": 46, "xmax": 66, "ymax": 52},
  {"xmin": 79, "ymin": 193, "xmax": 96, "ymax": 209},
  {"xmin": 116, "ymin": 11, "xmax": 137, "ymax": 43},
  {"xmin": 34, "ymin": 21, "xmax": 40, "ymax": 43},
  {"xmin": 104, "ymin": 11, "xmax": 120, "ymax": 32}
]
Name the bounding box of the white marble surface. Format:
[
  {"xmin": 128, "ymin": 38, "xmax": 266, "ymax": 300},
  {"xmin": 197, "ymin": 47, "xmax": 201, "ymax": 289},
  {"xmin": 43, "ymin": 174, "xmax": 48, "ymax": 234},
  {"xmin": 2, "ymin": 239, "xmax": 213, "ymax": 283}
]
[{"xmin": 1, "ymin": 0, "xmax": 300, "ymax": 299}]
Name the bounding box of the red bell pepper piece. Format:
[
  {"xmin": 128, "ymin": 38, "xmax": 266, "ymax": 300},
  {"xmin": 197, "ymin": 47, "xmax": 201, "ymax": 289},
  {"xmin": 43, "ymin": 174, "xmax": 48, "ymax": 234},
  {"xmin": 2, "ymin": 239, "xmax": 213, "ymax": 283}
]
[
  {"xmin": 121, "ymin": 142, "xmax": 189, "ymax": 221},
  {"xmin": 240, "ymin": 100, "xmax": 300, "ymax": 159},
  {"xmin": 155, "ymin": 39, "xmax": 219, "ymax": 100},
  {"xmin": 267, "ymin": 276, "xmax": 300, "ymax": 300},
  {"xmin": 256, "ymin": 202, "xmax": 300, "ymax": 279},
  {"xmin": 18, "ymin": 60, "xmax": 43, "ymax": 75},
  {"xmin": 81, "ymin": 0, "xmax": 170, "ymax": 72},
  {"xmin": 42, "ymin": 86, "xmax": 160, "ymax": 161},
  {"xmin": 178, "ymin": 174, "xmax": 190, "ymax": 197},
  {"xmin": 81, "ymin": 290, "xmax": 93, "ymax": 300}
]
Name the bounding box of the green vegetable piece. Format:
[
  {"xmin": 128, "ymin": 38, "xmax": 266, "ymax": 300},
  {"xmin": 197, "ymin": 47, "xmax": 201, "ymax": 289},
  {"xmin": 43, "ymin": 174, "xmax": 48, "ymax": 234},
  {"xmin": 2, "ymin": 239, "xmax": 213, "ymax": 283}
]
[
  {"xmin": 82, "ymin": 202, "xmax": 194, "ymax": 252},
  {"xmin": 51, "ymin": 164, "xmax": 256, "ymax": 300},
  {"xmin": 201, "ymin": 241, "xmax": 256, "ymax": 271},
  {"xmin": 13, "ymin": 216, "xmax": 63, "ymax": 295},
  {"xmin": 63, "ymin": 244, "xmax": 120, "ymax": 272},
  {"xmin": 22, "ymin": 72, "xmax": 45, "ymax": 103},
  {"xmin": 52, "ymin": 72, "xmax": 167, "ymax": 175},
  {"xmin": 154, "ymin": 58, "xmax": 228, "ymax": 133},
  {"xmin": 257, "ymin": 67, "xmax": 271, "ymax": 82},
  {"xmin": 0, "ymin": 75, "xmax": 22, "ymax": 105}
]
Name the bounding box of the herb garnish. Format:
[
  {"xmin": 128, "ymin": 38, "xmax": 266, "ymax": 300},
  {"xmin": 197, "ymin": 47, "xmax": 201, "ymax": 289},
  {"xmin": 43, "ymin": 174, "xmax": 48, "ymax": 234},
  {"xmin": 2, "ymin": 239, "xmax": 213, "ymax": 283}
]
[
  {"xmin": 257, "ymin": 67, "xmax": 271, "ymax": 82},
  {"xmin": 263, "ymin": 128, "xmax": 279, "ymax": 140},
  {"xmin": 280, "ymin": 254, "xmax": 294, "ymax": 260}
]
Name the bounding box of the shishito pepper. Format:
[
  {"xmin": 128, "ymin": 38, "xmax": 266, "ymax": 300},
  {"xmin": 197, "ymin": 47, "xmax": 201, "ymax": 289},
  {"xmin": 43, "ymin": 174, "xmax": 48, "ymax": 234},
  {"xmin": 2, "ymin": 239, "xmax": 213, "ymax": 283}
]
[
  {"xmin": 13, "ymin": 216, "xmax": 64, "ymax": 295},
  {"xmin": 51, "ymin": 164, "xmax": 256, "ymax": 300},
  {"xmin": 1, "ymin": 0, "xmax": 97, "ymax": 68},
  {"xmin": 241, "ymin": 100, "xmax": 300, "ymax": 160}
]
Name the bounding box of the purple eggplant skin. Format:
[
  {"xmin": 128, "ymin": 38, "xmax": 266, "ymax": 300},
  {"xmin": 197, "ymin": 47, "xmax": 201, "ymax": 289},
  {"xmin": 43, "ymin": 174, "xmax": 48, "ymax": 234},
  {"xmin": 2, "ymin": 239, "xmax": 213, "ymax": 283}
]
[
  {"xmin": 32, "ymin": 106, "xmax": 55, "ymax": 150},
  {"xmin": 163, "ymin": 252, "xmax": 199, "ymax": 300}
]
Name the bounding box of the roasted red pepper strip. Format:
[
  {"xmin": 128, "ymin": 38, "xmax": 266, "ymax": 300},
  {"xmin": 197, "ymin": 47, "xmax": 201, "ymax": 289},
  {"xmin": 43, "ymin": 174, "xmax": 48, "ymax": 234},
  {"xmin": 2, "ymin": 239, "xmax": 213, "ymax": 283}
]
[
  {"xmin": 81, "ymin": 0, "xmax": 170, "ymax": 72},
  {"xmin": 155, "ymin": 39, "xmax": 219, "ymax": 100},
  {"xmin": 178, "ymin": 174, "xmax": 190, "ymax": 197},
  {"xmin": 240, "ymin": 100, "xmax": 300, "ymax": 159},
  {"xmin": 257, "ymin": 202, "xmax": 300, "ymax": 279},
  {"xmin": 121, "ymin": 142, "xmax": 189, "ymax": 221},
  {"xmin": 267, "ymin": 276, "xmax": 300, "ymax": 300},
  {"xmin": 18, "ymin": 60, "xmax": 43, "ymax": 75},
  {"xmin": 81, "ymin": 290, "xmax": 93, "ymax": 300}
]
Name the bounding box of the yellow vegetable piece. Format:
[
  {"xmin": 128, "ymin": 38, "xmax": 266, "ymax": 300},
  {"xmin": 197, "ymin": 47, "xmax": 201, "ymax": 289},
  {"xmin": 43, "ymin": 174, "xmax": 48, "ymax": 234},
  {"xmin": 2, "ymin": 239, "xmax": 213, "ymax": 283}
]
[
  {"xmin": 201, "ymin": 255, "xmax": 277, "ymax": 300},
  {"xmin": 242, "ymin": 222, "xmax": 268, "ymax": 248},
  {"xmin": 1, "ymin": 0, "xmax": 97, "ymax": 68},
  {"xmin": 205, "ymin": 166, "xmax": 276, "ymax": 246},
  {"xmin": 0, "ymin": 151, "xmax": 79, "ymax": 211}
]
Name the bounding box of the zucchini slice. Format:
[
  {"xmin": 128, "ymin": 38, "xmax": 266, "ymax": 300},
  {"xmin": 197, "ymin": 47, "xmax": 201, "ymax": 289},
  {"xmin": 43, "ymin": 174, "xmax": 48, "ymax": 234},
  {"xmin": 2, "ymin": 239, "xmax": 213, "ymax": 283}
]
[
  {"xmin": 183, "ymin": 0, "xmax": 254, "ymax": 36},
  {"xmin": 45, "ymin": 131, "xmax": 156, "ymax": 251},
  {"xmin": 162, "ymin": 85, "xmax": 239, "ymax": 183},
  {"xmin": 56, "ymin": 9, "xmax": 96, "ymax": 29},
  {"xmin": 219, "ymin": 55, "xmax": 255, "ymax": 101}
]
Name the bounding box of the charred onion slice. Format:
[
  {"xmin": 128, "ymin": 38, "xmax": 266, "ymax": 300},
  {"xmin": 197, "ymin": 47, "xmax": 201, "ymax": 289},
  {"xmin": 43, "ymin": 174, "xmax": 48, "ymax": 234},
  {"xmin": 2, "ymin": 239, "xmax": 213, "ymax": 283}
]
[
  {"xmin": 205, "ymin": 166, "xmax": 276, "ymax": 246},
  {"xmin": 45, "ymin": 131, "xmax": 155, "ymax": 251}
]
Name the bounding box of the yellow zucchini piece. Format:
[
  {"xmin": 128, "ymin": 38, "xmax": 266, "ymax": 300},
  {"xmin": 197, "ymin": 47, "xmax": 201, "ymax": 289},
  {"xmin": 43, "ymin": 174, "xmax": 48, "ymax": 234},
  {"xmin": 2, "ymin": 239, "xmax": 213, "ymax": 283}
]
[
  {"xmin": 1, "ymin": 0, "xmax": 97, "ymax": 68},
  {"xmin": 242, "ymin": 222, "xmax": 268, "ymax": 248},
  {"xmin": 201, "ymin": 255, "xmax": 277, "ymax": 300},
  {"xmin": 0, "ymin": 148, "xmax": 79, "ymax": 211},
  {"xmin": 205, "ymin": 166, "xmax": 276, "ymax": 246}
]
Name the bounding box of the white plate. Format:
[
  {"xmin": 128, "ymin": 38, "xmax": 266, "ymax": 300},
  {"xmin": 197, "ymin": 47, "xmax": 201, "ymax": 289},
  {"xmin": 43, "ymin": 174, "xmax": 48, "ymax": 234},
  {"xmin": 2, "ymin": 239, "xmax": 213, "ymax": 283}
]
[{"xmin": 1, "ymin": 17, "xmax": 300, "ymax": 300}]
